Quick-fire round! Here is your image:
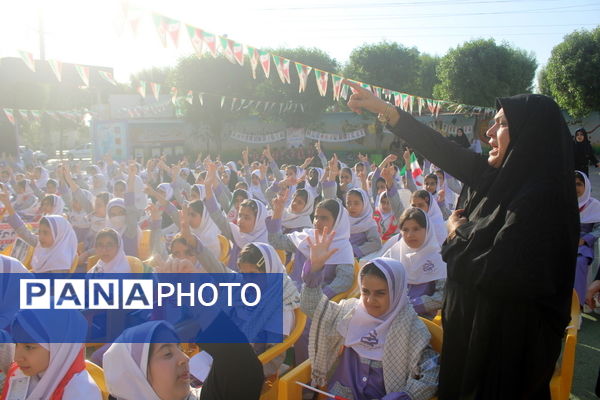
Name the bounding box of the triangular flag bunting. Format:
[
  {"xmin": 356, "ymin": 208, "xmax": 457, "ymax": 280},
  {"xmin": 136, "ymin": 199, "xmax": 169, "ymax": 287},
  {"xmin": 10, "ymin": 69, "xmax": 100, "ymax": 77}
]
[
  {"xmin": 247, "ymin": 47, "xmax": 259, "ymax": 79},
  {"xmin": 163, "ymin": 17, "xmax": 180, "ymax": 47},
  {"xmin": 186, "ymin": 25, "xmax": 204, "ymax": 58},
  {"xmin": 170, "ymin": 87, "xmax": 178, "ymax": 104},
  {"xmin": 332, "ymin": 74, "xmax": 343, "ymax": 101},
  {"xmin": 282, "ymin": 58, "xmax": 291, "ymax": 84},
  {"xmin": 272, "ymin": 55, "xmax": 286, "ymax": 84},
  {"xmin": 341, "ymin": 84, "xmax": 349, "ymax": 100},
  {"xmin": 259, "ymin": 50, "xmax": 270, "ymax": 78},
  {"xmin": 152, "ymin": 14, "xmax": 167, "ymax": 47},
  {"xmin": 186, "ymin": 90, "xmax": 194, "ymax": 104},
  {"xmin": 30, "ymin": 110, "xmax": 41, "ymax": 122},
  {"xmin": 129, "ymin": 16, "xmax": 141, "ymax": 37},
  {"xmin": 203, "ymin": 31, "xmax": 217, "ymax": 57},
  {"xmin": 48, "ymin": 60, "xmax": 62, "ymax": 82},
  {"xmin": 314, "ymin": 70, "xmax": 329, "ymax": 97},
  {"xmin": 18, "ymin": 50, "xmax": 35, "ymax": 72},
  {"xmin": 294, "ymin": 62, "xmax": 312, "ymax": 93},
  {"xmin": 220, "ymin": 96, "xmax": 225, "ymax": 108},
  {"xmin": 18, "ymin": 109, "xmax": 29, "ymax": 119},
  {"xmin": 3, "ymin": 109, "xmax": 15, "ymax": 125},
  {"xmin": 75, "ymin": 65, "xmax": 90, "ymax": 87},
  {"xmin": 233, "ymin": 42, "xmax": 244, "ymax": 66},
  {"xmin": 374, "ymin": 86, "xmax": 382, "ymax": 99},
  {"xmin": 150, "ymin": 82, "xmax": 161, "ymax": 100},
  {"xmin": 137, "ymin": 81, "xmax": 146, "ymax": 98},
  {"xmin": 99, "ymin": 70, "xmax": 117, "ymax": 86},
  {"xmin": 219, "ymin": 37, "xmax": 236, "ymax": 64},
  {"xmin": 418, "ymin": 98, "xmax": 424, "ymax": 115}
]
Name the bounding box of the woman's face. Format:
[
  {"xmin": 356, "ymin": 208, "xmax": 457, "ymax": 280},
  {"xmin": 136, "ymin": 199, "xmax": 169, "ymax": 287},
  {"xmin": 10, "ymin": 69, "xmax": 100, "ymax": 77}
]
[
  {"xmin": 575, "ymin": 131, "xmax": 585, "ymax": 143},
  {"xmin": 290, "ymin": 194, "xmax": 307, "ymax": 214},
  {"xmin": 235, "ymin": 182, "xmax": 248, "ymax": 191},
  {"xmin": 411, "ymin": 196, "xmax": 429, "ymax": 213},
  {"xmin": 188, "ymin": 208, "xmax": 203, "ymax": 229},
  {"xmin": 14, "ymin": 343, "xmax": 50, "ymax": 377},
  {"xmin": 346, "ymin": 193, "xmax": 364, "ymax": 218},
  {"xmin": 313, "ymin": 207, "xmax": 335, "ymax": 233},
  {"xmin": 486, "ymin": 108, "xmax": 511, "ymax": 168},
  {"xmin": 147, "ymin": 343, "xmax": 190, "ymax": 400},
  {"xmin": 360, "ymin": 274, "xmax": 390, "ymax": 318},
  {"xmin": 237, "ymin": 205, "xmax": 256, "ymax": 234},
  {"xmin": 38, "ymin": 223, "xmax": 54, "ymax": 248},
  {"xmin": 575, "ymin": 177, "xmax": 585, "ymax": 198},
  {"xmin": 424, "ymin": 177, "xmax": 437, "ymax": 194},
  {"xmin": 379, "ymin": 196, "xmax": 391, "ymax": 214},
  {"xmin": 96, "ymin": 235, "xmax": 119, "ymax": 263},
  {"xmin": 401, "ymin": 218, "xmax": 427, "ymax": 249}
]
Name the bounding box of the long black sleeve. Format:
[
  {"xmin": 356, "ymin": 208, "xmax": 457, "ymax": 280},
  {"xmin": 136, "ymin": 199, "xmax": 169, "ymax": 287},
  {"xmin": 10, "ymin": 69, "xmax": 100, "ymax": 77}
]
[{"xmin": 388, "ymin": 110, "xmax": 491, "ymax": 187}]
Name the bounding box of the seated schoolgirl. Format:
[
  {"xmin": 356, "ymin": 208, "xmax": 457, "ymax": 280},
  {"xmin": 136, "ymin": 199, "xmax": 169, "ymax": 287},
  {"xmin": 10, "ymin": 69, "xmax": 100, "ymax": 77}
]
[
  {"xmin": 410, "ymin": 190, "xmax": 448, "ymax": 246},
  {"xmin": 339, "ymin": 187, "xmax": 382, "ymax": 258},
  {"xmin": 11, "ymin": 180, "xmax": 39, "ymax": 218},
  {"xmin": 281, "ymin": 188, "xmax": 315, "ymax": 234},
  {"xmin": 39, "ymin": 194, "xmax": 65, "ymax": 216},
  {"xmin": 1, "ymin": 308, "xmax": 102, "ymax": 400},
  {"xmin": 423, "ymin": 174, "xmax": 451, "ymax": 220},
  {"xmin": 88, "ymin": 228, "xmax": 144, "ymax": 274},
  {"xmin": 384, "ymin": 208, "xmax": 446, "ymax": 318},
  {"xmin": 103, "ymin": 320, "xmax": 264, "ymax": 400},
  {"xmin": 575, "ymin": 171, "xmax": 600, "ymax": 306},
  {"xmin": 300, "ymin": 231, "xmax": 439, "ymax": 400}
]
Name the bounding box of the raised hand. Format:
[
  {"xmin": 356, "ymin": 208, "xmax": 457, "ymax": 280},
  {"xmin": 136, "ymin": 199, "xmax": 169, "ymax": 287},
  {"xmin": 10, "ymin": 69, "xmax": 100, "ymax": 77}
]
[
  {"xmin": 306, "ymin": 226, "xmax": 339, "ymax": 272},
  {"xmin": 271, "ymin": 188, "xmax": 289, "ymax": 219},
  {"xmin": 345, "ymin": 80, "xmax": 388, "ymax": 115},
  {"xmin": 242, "ymin": 147, "xmax": 249, "ymax": 166},
  {"xmin": 314, "ymin": 140, "xmax": 322, "ymax": 154},
  {"xmin": 263, "ymin": 144, "xmax": 273, "ymax": 162},
  {"xmin": 259, "ymin": 161, "xmax": 268, "ymax": 180},
  {"xmin": 205, "ymin": 161, "xmax": 218, "ymax": 189},
  {"xmin": 379, "ymin": 154, "xmax": 397, "ymax": 170}
]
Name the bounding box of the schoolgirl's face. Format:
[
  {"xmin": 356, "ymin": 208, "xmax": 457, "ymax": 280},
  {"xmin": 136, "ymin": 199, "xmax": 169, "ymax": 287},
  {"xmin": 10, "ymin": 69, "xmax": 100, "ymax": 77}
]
[
  {"xmin": 234, "ymin": 195, "xmax": 245, "ymax": 210},
  {"xmin": 237, "ymin": 205, "xmax": 256, "ymax": 234},
  {"xmin": 171, "ymin": 241, "xmax": 197, "ymax": 264},
  {"xmin": 72, "ymin": 198, "xmax": 82, "ymax": 213},
  {"xmin": 376, "ymin": 181, "xmax": 387, "ymax": 194},
  {"xmin": 411, "ymin": 196, "xmax": 429, "ymax": 213},
  {"xmin": 147, "ymin": 343, "xmax": 190, "ymax": 400},
  {"xmin": 360, "ymin": 274, "xmax": 390, "ymax": 318},
  {"xmin": 38, "ymin": 223, "xmax": 54, "ymax": 248},
  {"xmin": 313, "ymin": 207, "xmax": 335, "ymax": 233},
  {"xmin": 188, "ymin": 208, "xmax": 203, "ymax": 229},
  {"xmin": 290, "ymin": 194, "xmax": 307, "ymax": 214},
  {"xmin": 424, "ymin": 177, "xmax": 437, "ymax": 194},
  {"xmin": 238, "ymin": 262, "xmax": 262, "ymax": 273},
  {"xmin": 14, "ymin": 343, "xmax": 50, "ymax": 377},
  {"xmin": 40, "ymin": 198, "xmax": 54, "ymax": 215},
  {"xmin": 356, "ymin": 164, "xmax": 365, "ymax": 173},
  {"xmin": 96, "ymin": 235, "xmax": 119, "ymax": 262},
  {"xmin": 251, "ymin": 174, "xmax": 260, "ymax": 186},
  {"xmin": 285, "ymin": 168, "xmax": 297, "ymax": 184},
  {"xmin": 33, "ymin": 169, "xmax": 41, "ymax": 180},
  {"xmin": 401, "ymin": 219, "xmax": 426, "ymax": 249},
  {"xmin": 346, "ymin": 193, "xmax": 364, "ymax": 217},
  {"xmin": 108, "ymin": 206, "xmax": 126, "ymax": 218},
  {"xmin": 236, "ymin": 182, "xmax": 248, "ymax": 191},
  {"xmin": 379, "ymin": 196, "xmax": 391, "ymax": 214},
  {"xmin": 340, "ymin": 171, "xmax": 352, "ymax": 185},
  {"xmin": 46, "ymin": 182, "xmax": 57, "ymax": 194},
  {"xmin": 575, "ymin": 177, "xmax": 585, "ymax": 198},
  {"xmin": 114, "ymin": 183, "xmax": 126, "ymax": 198},
  {"xmin": 94, "ymin": 197, "xmax": 107, "ymax": 215}
]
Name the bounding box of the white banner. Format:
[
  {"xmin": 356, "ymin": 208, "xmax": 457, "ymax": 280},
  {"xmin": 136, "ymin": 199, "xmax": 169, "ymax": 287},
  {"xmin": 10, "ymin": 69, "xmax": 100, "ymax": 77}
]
[
  {"xmin": 286, "ymin": 128, "xmax": 305, "ymax": 148},
  {"xmin": 306, "ymin": 129, "xmax": 366, "ymax": 143},
  {"xmin": 230, "ymin": 130, "xmax": 286, "ymax": 144}
]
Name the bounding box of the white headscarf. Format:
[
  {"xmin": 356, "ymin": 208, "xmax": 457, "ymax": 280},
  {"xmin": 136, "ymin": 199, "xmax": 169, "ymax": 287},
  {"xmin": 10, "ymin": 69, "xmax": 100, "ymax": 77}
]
[
  {"xmin": 157, "ymin": 182, "xmax": 174, "ymax": 202},
  {"xmin": 132, "ymin": 174, "xmax": 148, "ymax": 211},
  {"xmin": 35, "ymin": 167, "xmax": 50, "ymax": 189},
  {"xmin": 106, "ymin": 198, "xmax": 129, "ymax": 236},
  {"xmin": 0, "ymin": 255, "xmax": 30, "ymax": 329},
  {"xmin": 69, "ymin": 189, "xmax": 94, "ymax": 229},
  {"xmin": 282, "ymin": 189, "xmax": 315, "ymax": 230},
  {"xmin": 347, "ymin": 188, "xmax": 378, "ymax": 234},
  {"xmin": 43, "ymin": 194, "xmax": 65, "ymax": 215},
  {"xmin": 375, "ymin": 192, "xmax": 394, "ymax": 232},
  {"xmin": 577, "ymin": 170, "xmax": 600, "ymax": 224},
  {"xmin": 340, "ymin": 257, "xmax": 409, "ymax": 361},
  {"xmin": 190, "ymin": 203, "xmax": 221, "ymax": 258},
  {"xmin": 305, "ymin": 167, "xmax": 324, "ymax": 199},
  {"xmin": 230, "ymin": 198, "xmax": 268, "ymax": 249},
  {"xmin": 192, "ymin": 184, "xmax": 206, "ymax": 201},
  {"xmin": 31, "ymin": 215, "xmax": 78, "ymax": 272},
  {"xmin": 89, "ymin": 229, "xmax": 130, "ymax": 274},
  {"xmin": 384, "ymin": 208, "xmax": 447, "ymax": 285},
  {"xmin": 91, "ymin": 173, "xmax": 108, "ymax": 195},
  {"xmin": 288, "ymin": 199, "xmax": 354, "ymax": 265},
  {"xmin": 423, "ymin": 191, "xmax": 448, "ymax": 245},
  {"xmin": 249, "ymin": 170, "xmax": 267, "ymax": 204}
]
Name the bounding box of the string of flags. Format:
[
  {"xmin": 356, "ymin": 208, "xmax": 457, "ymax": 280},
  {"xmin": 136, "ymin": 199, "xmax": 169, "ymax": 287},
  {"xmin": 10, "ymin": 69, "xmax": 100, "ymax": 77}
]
[{"xmin": 2, "ymin": 107, "xmax": 89, "ymax": 126}]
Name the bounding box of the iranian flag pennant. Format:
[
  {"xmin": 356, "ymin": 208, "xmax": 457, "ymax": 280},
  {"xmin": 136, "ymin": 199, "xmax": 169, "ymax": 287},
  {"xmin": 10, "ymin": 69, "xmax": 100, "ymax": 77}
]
[
  {"xmin": 99, "ymin": 70, "xmax": 117, "ymax": 86},
  {"xmin": 394, "ymin": 92, "xmax": 401, "ymax": 107},
  {"xmin": 360, "ymin": 82, "xmax": 371, "ymax": 91},
  {"xmin": 247, "ymin": 46, "xmax": 259, "ymax": 79},
  {"xmin": 300, "ymin": 104, "xmax": 304, "ymax": 112},
  {"xmin": 152, "ymin": 14, "xmax": 167, "ymax": 47},
  {"xmin": 170, "ymin": 87, "xmax": 178, "ymax": 104},
  {"xmin": 75, "ymin": 65, "xmax": 90, "ymax": 87},
  {"xmin": 374, "ymin": 86, "xmax": 382, "ymax": 99},
  {"xmin": 219, "ymin": 37, "xmax": 236, "ymax": 64},
  {"xmin": 18, "ymin": 109, "xmax": 29, "ymax": 119},
  {"xmin": 18, "ymin": 50, "xmax": 35, "ymax": 72},
  {"xmin": 272, "ymin": 55, "xmax": 286, "ymax": 84},
  {"xmin": 163, "ymin": 17, "xmax": 180, "ymax": 47},
  {"xmin": 400, "ymin": 152, "xmax": 424, "ymax": 187},
  {"xmin": 45, "ymin": 111, "xmax": 59, "ymax": 120},
  {"xmin": 3, "ymin": 109, "xmax": 15, "ymax": 125},
  {"xmin": 435, "ymin": 100, "xmax": 442, "ymax": 117},
  {"xmin": 48, "ymin": 60, "xmax": 63, "ymax": 82},
  {"xmin": 418, "ymin": 98, "xmax": 424, "ymax": 115},
  {"xmin": 137, "ymin": 81, "xmax": 146, "ymax": 98},
  {"xmin": 245, "ymin": 100, "xmax": 254, "ymax": 109},
  {"xmin": 220, "ymin": 96, "xmax": 226, "ymax": 108},
  {"xmin": 264, "ymin": 102, "xmax": 270, "ymax": 112},
  {"xmin": 294, "ymin": 62, "xmax": 312, "ymax": 93},
  {"xmin": 187, "ymin": 25, "xmax": 204, "ymax": 58},
  {"xmin": 233, "ymin": 42, "xmax": 244, "ymax": 66},
  {"xmin": 199, "ymin": 93, "xmax": 204, "ymax": 106},
  {"xmin": 231, "ymin": 98, "xmax": 238, "ymax": 111},
  {"xmin": 30, "ymin": 110, "xmax": 41, "ymax": 122},
  {"xmin": 383, "ymin": 88, "xmax": 391, "ymax": 100},
  {"xmin": 331, "ymin": 74, "xmax": 343, "ymax": 101},
  {"xmin": 150, "ymin": 82, "xmax": 161, "ymax": 100},
  {"xmin": 282, "ymin": 58, "xmax": 291, "ymax": 84},
  {"xmin": 259, "ymin": 50, "xmax": 270, "ymax": 78},
  {"xmin": 186, "ymin": 90, "xmax": 194, "ymax": 104},
  {"xmin": 427, "ymin": 99, "xmax": 436, "ymax": 115},
  {"xmin": 203, "ymin": 31, "xmax": 218, "ymax": 57},
  {"xmin": 279, "ymin": 103, "xmax": 284, "ymax": 114},
  {"xmin": 314, "ymin": 69, "xmax": 329, "ymax": 97},
  {"xmin": 340, "ymin": 84, "xmax": 349, "ymax": 100}
]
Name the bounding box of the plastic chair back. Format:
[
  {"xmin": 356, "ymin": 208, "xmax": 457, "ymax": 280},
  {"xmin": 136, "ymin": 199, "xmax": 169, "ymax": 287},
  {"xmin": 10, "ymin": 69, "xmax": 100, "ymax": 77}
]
[
  {"xmin": 331, "ymin": 259, "xmax": 360, "ymax": 303},
  {"xmin": 138, "ymin": 229, "xmax": 152, "ymax": 261},
  {"xmin": 218, "ymin": 234, "xmax": 231, "ymax": 264}
]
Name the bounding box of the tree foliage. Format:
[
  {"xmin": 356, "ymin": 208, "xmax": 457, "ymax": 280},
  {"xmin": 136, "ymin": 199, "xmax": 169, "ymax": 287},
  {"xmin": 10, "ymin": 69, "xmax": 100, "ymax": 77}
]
[
  {"xmin": 544, "ymin": 26, "xmax": 600, "ymax": 118},
  {"xmin": 433, "ymin": 39, "xmax": 537, "ymax": 106}
]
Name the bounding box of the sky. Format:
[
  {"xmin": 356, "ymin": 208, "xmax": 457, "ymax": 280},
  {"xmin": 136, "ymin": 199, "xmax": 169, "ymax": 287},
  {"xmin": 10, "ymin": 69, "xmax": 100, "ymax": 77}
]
[{"xmin": 1, "ymin": 0, "xmax": 599, "ymax": 84}]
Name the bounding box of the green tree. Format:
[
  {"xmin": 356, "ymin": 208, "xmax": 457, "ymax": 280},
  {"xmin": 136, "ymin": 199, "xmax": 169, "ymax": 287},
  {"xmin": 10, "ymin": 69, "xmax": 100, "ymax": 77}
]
[
  {"xmin": 344, "ymin": 41, "xmax": 422, "ymax": 95},
  {"xmin": 536, "ymin": 66, "xmax": 552, "ymax": 97},
  {"xmin": 417, "ymin": 54, "xmax": 440, "ymax": 98},
  {"xmin": 544, "ymin": 26, "xmax": 600, "ymax": 118},
  {"xmin": 433, "ymin": 39, "xmax": 537, "ymax": 106}
]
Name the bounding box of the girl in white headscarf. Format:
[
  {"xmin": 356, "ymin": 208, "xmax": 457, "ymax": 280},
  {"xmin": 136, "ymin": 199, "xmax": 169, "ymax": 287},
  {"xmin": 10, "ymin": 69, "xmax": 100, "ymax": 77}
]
[
  {"xmin": 105, "ymin": 195, "xmax": 141, "ymax": 257},
  {"xmin": 385, "ymin": 208, "xmax": 446, "ymax": 318},
  {"xmin": 300, "ymin": 243, "xmax": 439, "ymax": 400},
  {"xmin": 344, "ymin": 188, "xmax": 382, "ymax": 258},
  {"xmin": 247, "ymin": 169, "xmax": 267, "ymax": 204},
  {"xmin": 39, "ymin": 194, "xmax": 65, "ymax": 216},
  {"xmin": 410, "ymin": 190, "xmax": 448, "ymax": 246},
  {"xmin": 2, "ymin": 308, "xmax": 101, "ymax": 400},
  {"xmin": 88, "ymin": 228, "xmax": 131, "ymax": 274},
  {"xmin": 281, "ymin": 188, "xmax": 315, "ymax": 233}
]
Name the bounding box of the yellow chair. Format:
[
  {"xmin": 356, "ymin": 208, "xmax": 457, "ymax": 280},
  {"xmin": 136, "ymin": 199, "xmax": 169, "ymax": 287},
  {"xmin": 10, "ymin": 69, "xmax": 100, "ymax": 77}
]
[
  {"xmin": 86, "ymin": 360, "xmax": 109, "ymax": 400},
  {"xmin": 68, "ymin": 254, "xmax": 80, "ymax": 273},
  {"xmin": 276, "ymin": 249, "xmax": 287, "ymax": 265},
  {"xmin": 138, "ymin": 230, "xmax": 152, "ymax": 261},
  {"xmin": 278, "ymin": 316, "xmax": 442, "ymax": 400},
  {"xmin": 433, "ymin": 310, "xmax": 442, "ymax": 327},
  {"xmin": 86, "ymin": 255, "xmax": 143, "ymax": 273},
  {"xmin": 259, "ymin": 308, "xmax": 308, "ymax": 400},
  {"xmin": 331, "ymin": 259, "xmax": 360, "ymax": 303},
  {"xmin": 218, "ymin": 234, "xmax": 231, "ymax": 265},
  {"xmin": 549, "ymin": 290, "xmax": 580, "ymax": 400}
]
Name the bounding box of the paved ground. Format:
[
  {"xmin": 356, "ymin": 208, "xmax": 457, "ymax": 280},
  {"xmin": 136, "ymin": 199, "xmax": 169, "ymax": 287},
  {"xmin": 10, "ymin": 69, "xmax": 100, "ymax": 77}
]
[{"xmin": 572, "ymin": 170, "xmax": 600, "ymax": 399}]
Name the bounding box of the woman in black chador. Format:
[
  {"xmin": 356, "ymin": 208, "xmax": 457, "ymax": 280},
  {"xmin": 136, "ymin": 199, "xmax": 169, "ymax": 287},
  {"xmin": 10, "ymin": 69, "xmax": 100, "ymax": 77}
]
[
  {"xmin": 347, "ymin": 85, "xmax": 578, "ymax": 400},
  {"xmin": 573, "ymin": 127, "xmax": 599, "ymax": 176}
]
